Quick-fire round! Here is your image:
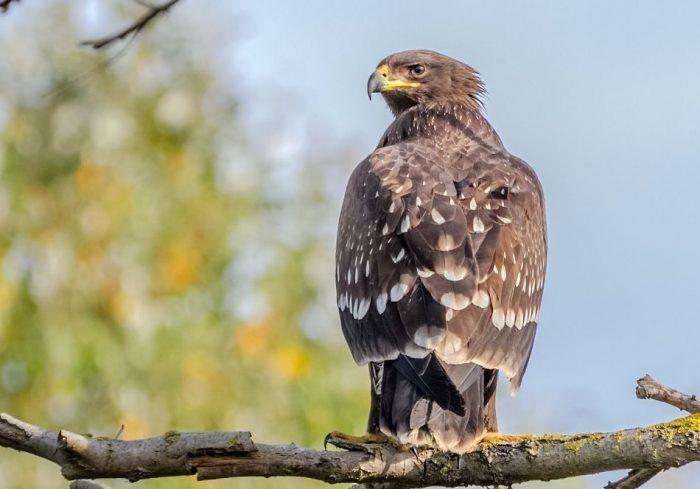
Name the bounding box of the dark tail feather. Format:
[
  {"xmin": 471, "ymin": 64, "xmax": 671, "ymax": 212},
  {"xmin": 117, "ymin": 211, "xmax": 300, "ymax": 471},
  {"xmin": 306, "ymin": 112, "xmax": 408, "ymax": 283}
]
[
  {"xmin": 391, "ymin": 354, "xmax": 465, "ymax": 416},
  {"xmin": 377, "ymin": 357, "xmax": 491, "ymax": 453}
]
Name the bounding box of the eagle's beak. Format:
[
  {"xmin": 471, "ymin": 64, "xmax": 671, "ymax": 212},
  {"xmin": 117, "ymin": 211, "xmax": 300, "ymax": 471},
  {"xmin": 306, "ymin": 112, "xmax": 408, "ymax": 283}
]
[
  {"xmin": 367, "ymin": 64, "xmax": 420, "ymax": 100},
  {"xmin": 367, "ymin": 70, "xmax": 384, "ymax": 100}
]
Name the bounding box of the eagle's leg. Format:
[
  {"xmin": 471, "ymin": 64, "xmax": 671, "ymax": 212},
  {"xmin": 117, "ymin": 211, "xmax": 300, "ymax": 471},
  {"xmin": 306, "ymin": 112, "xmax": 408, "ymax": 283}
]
[
  {"xmin": 326, "ymin": 365, "xmax": 404, "ymax": 452},
  {"xmin": 479, "ymin": 370, "xmax": 522, "ymax": 444},
  {"xmin": 484, "ymin": 368, "xmax": 499, "ymax": 433},
  {"xmin": 367, "ymin": 363, "xmax": 381, "ymax": 434}
]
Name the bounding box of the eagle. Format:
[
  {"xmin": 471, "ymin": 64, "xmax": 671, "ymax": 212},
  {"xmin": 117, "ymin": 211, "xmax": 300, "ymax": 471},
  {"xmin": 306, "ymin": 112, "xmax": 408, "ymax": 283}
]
[{"xmin": 334, "ymin": 50, "xmax": 547, "ymax": 453}]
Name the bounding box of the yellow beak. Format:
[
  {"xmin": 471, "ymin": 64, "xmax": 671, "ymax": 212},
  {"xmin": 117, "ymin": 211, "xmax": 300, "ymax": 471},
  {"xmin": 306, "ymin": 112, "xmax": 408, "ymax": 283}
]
[{"xmin": 367, "ymin": 64, "xmax": 420, "ymax": 99}]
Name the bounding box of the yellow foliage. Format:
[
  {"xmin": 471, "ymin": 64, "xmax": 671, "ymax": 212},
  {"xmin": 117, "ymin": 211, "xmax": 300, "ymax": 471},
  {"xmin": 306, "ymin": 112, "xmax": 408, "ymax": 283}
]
[
  {"xmin": 158, "ymin": 238, "xmax": 201, "ymax": 292},
  {"xmin": 74, "ymin": 163, "xmax": 106, "ymax": 194},
  {"xmin": 121, "ymin": 414, "xmax": 150, "ymax": 440},
  {"xmin": 181, "ymin": 352, "xmax": 219, "ymax": 385},
  {"xmin": 0, "ymin": 276, "xmax": 14, "ymax": 312},
  {"xmin": 107, "ymin": 285, "xmax": 127, "ymax": 324},
  {"xmin": 273, "ymin": 345, "xmax": 311, "ymax": 380},
  {"xmin": 234, "ymin": 322, "xmax": 271, "ymax": 356}
]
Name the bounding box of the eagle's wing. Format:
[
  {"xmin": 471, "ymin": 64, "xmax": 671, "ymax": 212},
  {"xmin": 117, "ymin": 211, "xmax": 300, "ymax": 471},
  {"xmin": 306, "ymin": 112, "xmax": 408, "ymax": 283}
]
[{"xmin": 336, "ymin": 137, "xmax": 546, "ymax": 391}]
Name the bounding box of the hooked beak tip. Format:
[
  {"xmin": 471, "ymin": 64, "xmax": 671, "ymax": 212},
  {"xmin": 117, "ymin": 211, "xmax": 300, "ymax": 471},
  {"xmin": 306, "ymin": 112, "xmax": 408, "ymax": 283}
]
[{"xmin": 367, "ymin": 70, "xmax": 384, "ymax": 101}]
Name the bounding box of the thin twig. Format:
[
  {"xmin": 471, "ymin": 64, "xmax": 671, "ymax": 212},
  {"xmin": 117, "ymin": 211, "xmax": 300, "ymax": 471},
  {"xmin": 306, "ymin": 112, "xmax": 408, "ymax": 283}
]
[
  {"xmin": 605, "ymin": 375, "xmax": 700, "ymax": 489},
  {"xmin": 43, "ymin": 34, "xmax": 138, "ymax": 99},
  {"xmin": 81, "ymin": 0, "xmax": 183, "ymax": 49},
  {"xmin": 605, "ymin": 468, "xmax": 666, "ymax": 489},
  {"xmin": 0, "ymin": 0, "xmax": 20, "ymax": 13},
  {"xmin": 636, "ymin": 374, "xmax": 700, "ymax": 414}
]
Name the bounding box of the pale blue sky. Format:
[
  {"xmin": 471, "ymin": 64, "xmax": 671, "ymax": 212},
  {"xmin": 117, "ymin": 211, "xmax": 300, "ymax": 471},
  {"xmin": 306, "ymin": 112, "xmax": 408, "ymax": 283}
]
[{"xmin": 229, "ymin": 2, "xmax": 700, "ymax": 486}]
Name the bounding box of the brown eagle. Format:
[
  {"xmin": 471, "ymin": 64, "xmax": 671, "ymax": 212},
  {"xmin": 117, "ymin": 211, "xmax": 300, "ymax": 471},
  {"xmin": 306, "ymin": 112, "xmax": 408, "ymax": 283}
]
[{"xmin": 335, "ymin": 50, "xmax": 547, "ymax": 453}]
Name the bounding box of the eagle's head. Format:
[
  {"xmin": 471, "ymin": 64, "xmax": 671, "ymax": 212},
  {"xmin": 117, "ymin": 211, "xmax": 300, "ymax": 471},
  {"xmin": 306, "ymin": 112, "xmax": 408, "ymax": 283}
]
[{"xmin": 367, "ymin": 50, "xmax": 485, "ymax": 115}]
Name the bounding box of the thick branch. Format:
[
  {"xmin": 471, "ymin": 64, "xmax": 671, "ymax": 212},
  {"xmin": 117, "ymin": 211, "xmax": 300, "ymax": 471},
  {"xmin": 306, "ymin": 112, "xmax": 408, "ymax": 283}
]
[
  {"xmin": 2, "ymin": 411, "xmax": 700, "ymax": 487},
  {"xmin": 81, "ymin": 0, "xmax": 183, "ymax": 49}
]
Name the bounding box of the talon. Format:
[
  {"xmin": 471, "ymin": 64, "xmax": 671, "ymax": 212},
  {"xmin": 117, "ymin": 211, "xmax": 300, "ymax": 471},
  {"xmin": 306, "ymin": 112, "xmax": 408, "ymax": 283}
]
[
  {"xmin": 323, "ymin": 431, "xmax": 397, "ymax": 452},
  {"xmin": 479, "ymin": 432, "xmax": 524, "ymax": 446}
]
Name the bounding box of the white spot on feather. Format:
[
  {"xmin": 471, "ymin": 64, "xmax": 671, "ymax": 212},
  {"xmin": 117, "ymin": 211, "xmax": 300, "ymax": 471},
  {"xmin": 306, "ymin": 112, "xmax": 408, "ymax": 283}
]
[
  {"xmin": 376, "ymin": 292, "xmax": 388, "ymax": 314},
  {"xmin": 417, "ymin": 267, "xmax": 434, "ymax": 278},
  {"xmin": 392, "ymin": 248, "xmax": 405, "ymax": 263},
  {"xmin": 492, "ymin": 308, "xmax": 506, "ymax": 330},
  {"xmin": 469, "ymin": 198, "xmax": 477, "ymax": 210},
  {"xmin": 439, "ymin": 292, "xmax": 470, "ymax": 310},
  {"xmin": 400, "ymin": 215, "xmax": 410, "ymax": 233},
  {"xmin": 390, "ymin": 281, "xmax": 410, "ymax": 302},
  {"xmin": 472, "ymin": 289, "xmax": 490, "ymax": 308},
  {"xmin": 497, "ymin": 214, "xmax": 512, "ymax": 224},
  {"xmin": 473, "ymin": 216, "xmax": 485, "ymax": 233},
  {"xmin": 354, "ymin": 297, "xmax": 370, "ymax": 319},
  {"xmin": 515, "ymin": 309, "xmax": 525, "ymax": 329},
  {"xmin": 431, "ymin": 209, "xmax": 445, "ymax": 224},
  {"xmin": 443, "ymin": 266, "xmax": 467, "ymax": 281},
  {"xmin": 506, "ymin": 309, "xmax": 516, "ymax": 328}
]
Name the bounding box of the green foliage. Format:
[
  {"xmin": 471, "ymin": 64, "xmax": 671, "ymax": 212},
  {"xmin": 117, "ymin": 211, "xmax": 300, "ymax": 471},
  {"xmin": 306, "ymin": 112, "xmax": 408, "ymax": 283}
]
[{"xmin": 0, "ymin": 3, "xmax": 365, "ymax": 488}]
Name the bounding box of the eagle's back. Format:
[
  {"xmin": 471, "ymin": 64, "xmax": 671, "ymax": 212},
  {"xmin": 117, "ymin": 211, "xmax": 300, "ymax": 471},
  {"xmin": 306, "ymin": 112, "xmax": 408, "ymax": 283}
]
[{"xmin": 336, "ymin": 102, "xmax": 546, "ymax": 452}]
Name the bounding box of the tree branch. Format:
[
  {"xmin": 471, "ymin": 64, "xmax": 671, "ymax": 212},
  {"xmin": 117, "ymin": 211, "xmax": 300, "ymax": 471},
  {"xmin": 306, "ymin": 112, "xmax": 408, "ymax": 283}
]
[
  {"xmin": 0, "ymin": 0, "xmax": 21, "ymax": 13},
  {"xmin": 636, "ymin": 374, "xmax": 700, "ymax": 414},
  {"xmin": 605, "ymin": 375, "xmax": 700, "ymax": 489},
  {"xmin": 2, "ymin": 404, "xmax": 700, "ymax": 487},
  {"xmin": 80, "ymin": 0, "xmax": 183, "ymax": 49}
]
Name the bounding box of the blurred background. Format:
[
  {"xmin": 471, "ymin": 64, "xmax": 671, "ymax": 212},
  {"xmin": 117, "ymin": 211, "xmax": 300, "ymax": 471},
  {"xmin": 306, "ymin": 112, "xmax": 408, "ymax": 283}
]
[{"xmin": 1, "ymin": 1, "xmax": 699, "ymax": 488}]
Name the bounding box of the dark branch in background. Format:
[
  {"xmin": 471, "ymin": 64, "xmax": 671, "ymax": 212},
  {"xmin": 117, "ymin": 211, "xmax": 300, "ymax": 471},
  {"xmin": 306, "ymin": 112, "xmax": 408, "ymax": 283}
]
[
  {"xmin": 81, "ymin": 0, "xmax": 183, "ymax": 49},
  {"xmin": 605, "ymin": 375, "xmax": 700, "ymax": 489},
  {"xmin": 0, "ymin": 0, "xmax": 21, "ymax": 13},
  {"xmin": 1, "ymin": 376, "xmax": 700, "ymax": 488}
]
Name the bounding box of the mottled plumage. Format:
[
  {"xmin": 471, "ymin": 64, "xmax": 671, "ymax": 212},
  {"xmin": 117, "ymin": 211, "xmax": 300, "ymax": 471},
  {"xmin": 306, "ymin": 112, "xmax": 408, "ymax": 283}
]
[{"xmin": 336, "ymin": 50, "xmax": 546, "ymax": 453}]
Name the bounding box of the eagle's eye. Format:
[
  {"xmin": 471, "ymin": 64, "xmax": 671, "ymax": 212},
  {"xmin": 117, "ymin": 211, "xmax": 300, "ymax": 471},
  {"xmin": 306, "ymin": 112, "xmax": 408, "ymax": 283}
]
[
  {"xmin": 408, "ymin": 64, "xmax": 426, "ymax": 77},
  {"xmin": 490, "ymin": 186, "xmax": 509, "ymax": 199}
]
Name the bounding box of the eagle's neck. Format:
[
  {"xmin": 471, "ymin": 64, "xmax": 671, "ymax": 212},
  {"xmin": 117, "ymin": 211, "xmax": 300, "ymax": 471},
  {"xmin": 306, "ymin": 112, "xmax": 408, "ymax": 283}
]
[{"xmin": 377, "ymin": 101, "xmax": 503, "ymax": 150}]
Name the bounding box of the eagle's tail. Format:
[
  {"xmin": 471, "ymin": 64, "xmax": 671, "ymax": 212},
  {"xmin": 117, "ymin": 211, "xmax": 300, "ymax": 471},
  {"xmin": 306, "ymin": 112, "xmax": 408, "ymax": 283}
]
[{"xmin": 371, "ymin": 355, "xmax": 497, "ymax": 454}]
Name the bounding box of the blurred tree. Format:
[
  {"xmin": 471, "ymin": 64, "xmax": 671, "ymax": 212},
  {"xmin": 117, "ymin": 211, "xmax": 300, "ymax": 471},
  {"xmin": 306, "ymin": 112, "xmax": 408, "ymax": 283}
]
[{"xmin": 0, "ymin": 2, "xmax": 366, "ymax": 488}]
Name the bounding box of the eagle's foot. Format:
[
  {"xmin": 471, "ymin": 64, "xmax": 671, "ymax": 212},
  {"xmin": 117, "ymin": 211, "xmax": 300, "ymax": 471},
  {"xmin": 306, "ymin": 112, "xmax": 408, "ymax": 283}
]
[
  {"xmin": 324, "ymin": 431, "xmax": 402, "ymax": 452},
  {"xmin": 479, "ymin": 431, "xmax": 524, "ymax": 446}
]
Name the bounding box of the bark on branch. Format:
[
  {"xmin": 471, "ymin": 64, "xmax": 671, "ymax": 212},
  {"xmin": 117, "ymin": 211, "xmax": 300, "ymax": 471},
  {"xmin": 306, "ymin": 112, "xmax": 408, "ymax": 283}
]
[{"xmin": 2, "ymin": 380, "xmax": 700, "ymax": 488}]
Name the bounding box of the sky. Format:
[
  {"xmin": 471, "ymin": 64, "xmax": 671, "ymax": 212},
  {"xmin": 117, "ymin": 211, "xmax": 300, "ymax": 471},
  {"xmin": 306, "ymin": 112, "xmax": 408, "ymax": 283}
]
[
  {"xmin": 3, "ymin": 1, "xmax": 700, "ymax": 487},
  {"xmin": 228, "ymin": 2, "xmax": 700, "ymax": 486}
]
